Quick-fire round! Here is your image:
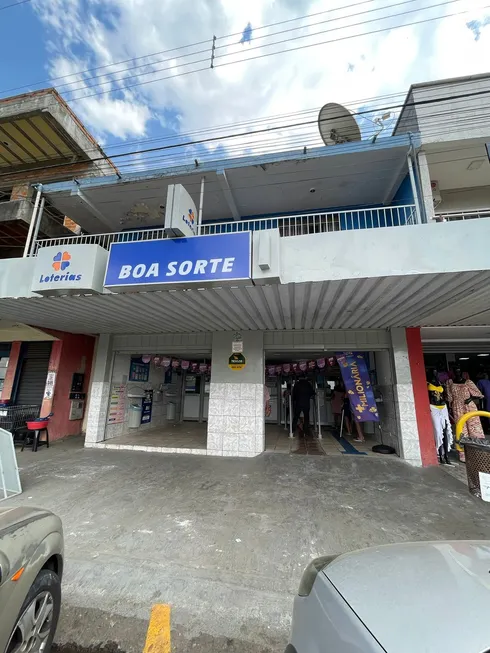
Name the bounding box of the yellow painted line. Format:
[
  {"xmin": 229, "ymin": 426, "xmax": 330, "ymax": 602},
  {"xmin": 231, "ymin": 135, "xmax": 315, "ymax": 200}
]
[{"xmin": 144, "ymin": 604, "xmax": 171, "ymax": 653}]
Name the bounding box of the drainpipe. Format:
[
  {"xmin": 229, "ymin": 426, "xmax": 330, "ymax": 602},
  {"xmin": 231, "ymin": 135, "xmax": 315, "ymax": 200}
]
[
  {"xmin": 406, "ymin": 140, "xmax": 421, "ymax": 225},
  {"xmin": 23, "ymin": 185, "xmax": 42, "ymax": 257},
  {"xmin": 29, "ymin": 197, "xmax": 46, "ymax": 256},
  {"xmin": 197, "ymin": 176, "xmax": 205, "ymax": 236}
]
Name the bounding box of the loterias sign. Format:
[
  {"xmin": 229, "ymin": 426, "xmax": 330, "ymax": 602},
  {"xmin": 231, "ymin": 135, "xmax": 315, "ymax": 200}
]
[
  {"xmin": 31, "ymin": 244, "xmax": 108, "ymax": 296},
  {"xmin": 104, "ymin": 232, "xmax": 252, "ymax": 290}
]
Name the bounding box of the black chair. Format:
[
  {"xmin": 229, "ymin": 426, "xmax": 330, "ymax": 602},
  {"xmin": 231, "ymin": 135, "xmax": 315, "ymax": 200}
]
[{"xmin": 20, "ymin": 426, "xmax": 50, "ymax": 452}]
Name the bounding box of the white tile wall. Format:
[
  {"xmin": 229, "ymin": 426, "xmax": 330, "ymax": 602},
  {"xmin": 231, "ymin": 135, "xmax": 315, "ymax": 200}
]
[
  {"xmin": 206, "ymin": 381, "xmax": 264, "ymax": 456},
  {"xmin": 391, "ymin": 328, "xmax": 423, "ymax": 467},
  {"xmin": 85, "ymin": 381, "xmax": 110, "ymax": 444}
]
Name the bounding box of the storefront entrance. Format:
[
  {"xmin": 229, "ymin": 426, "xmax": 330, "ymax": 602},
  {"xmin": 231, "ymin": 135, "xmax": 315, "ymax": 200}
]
[
  {"xmin": 264, "ymin": 349, "xmax": 397, "ymax": 457},
  {"xmin": 100, "ymin": 352, "xmax": 211, "ymax": 453}
]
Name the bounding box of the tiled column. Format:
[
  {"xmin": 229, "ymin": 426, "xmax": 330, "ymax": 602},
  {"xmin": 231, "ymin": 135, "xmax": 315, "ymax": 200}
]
[
  {"xmin": 208, "ymin": 331, "xmax": 264, "ymax": 457},
  {"xmin": 391, "ymin": 328, "xmax": 422, "ymax": 466},
  {"xmin": 390, "ymin": 328, "xmax": 437, "ymax": 466},
  {"xmin": 85, "ymin": 335, "xmax": 113, "ymax": 446},
  {"xmin": 405, "ymin": 327, "xmax": 438, "ymax": 466}
]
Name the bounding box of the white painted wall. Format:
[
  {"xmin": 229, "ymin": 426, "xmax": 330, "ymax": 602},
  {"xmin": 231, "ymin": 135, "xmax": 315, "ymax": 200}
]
[
  {"xmin": 264, "ymin": 329, "xmax": 390, "ymax": 350},
  {"xmin": 277, "ymin": 219, "xmax": 490, "ymax": 284},
  {"xmin": 211, "ymin": 331, "xmax": 264, "ymax": 384},
  {"xmin": 412, "ymin": 77, "xmax": 490, "ymax": 144},
  {"xmin": 438, "ymin": 186, "xmax": 490, "ymax": 212},
  {"xmin": 0, "ymin": 258, "xmax": 37, "ymax": 298},
  {"xmin": 112, "ymin": 332, "xmax": 212, "ymax": 353}
]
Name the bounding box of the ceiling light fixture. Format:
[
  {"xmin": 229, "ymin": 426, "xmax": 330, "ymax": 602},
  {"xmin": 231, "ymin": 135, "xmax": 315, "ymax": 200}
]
[
  {"xmin": 477, "ymin": 353, "xmax": 490, "ymax": 357},
  {"xmin": 459, "ymin": 356, "xmax": 470, "ymax": 360},
  {"xmin": 467, "ymin": 159, "xmax": 485, "ymax": 171}
]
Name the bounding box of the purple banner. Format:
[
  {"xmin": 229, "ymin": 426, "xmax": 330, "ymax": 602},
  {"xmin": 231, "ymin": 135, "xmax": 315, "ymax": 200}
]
[{"xmin": 336, "ymin": 352, "xmax": 379, "ymax": 422}]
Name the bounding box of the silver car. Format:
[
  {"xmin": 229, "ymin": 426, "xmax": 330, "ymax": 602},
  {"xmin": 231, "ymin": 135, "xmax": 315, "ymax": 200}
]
[
  {"xmin": 287, "ymin": 540, "xmax": 490, "ymax": 653},
  {"xmin": 0, "ymin": 507, "xmax": 64, "ymax": 653}
]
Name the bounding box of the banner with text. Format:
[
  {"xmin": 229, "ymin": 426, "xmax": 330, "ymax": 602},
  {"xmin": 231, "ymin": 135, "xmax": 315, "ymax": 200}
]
[{"xmin": 336, "ymin": 352, "xmax": 379, "ymax": 422}]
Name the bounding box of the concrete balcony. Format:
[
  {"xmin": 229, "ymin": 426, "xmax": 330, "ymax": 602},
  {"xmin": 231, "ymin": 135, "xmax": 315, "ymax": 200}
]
[{"xmin": 0, "ymin": 199, "xmax": 73, "ymax": 256}]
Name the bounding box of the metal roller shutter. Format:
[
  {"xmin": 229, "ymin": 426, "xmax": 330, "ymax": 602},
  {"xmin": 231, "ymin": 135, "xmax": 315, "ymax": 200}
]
[{"xmin": 15, "ymin": 342, "xmax": 52, "ymax": 406}]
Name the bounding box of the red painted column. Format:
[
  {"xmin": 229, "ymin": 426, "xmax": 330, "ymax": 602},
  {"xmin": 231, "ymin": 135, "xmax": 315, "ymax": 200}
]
[
  {"xmin": 40, "ymin": 341, "xmax": 63, "ymax": 418},
  {"xmin": 406, "ymin": 327, "xmax": 437, "ymax": 467},
  {"xmin": 1, "ymin": 341, "xmax": 22, "ymax": 402}
]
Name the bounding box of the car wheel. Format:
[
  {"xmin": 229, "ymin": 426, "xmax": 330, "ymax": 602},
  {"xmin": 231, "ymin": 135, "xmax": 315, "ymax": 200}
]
[{"xmin": 6, "ymin": 569, "xmax": 61, "ymax": 653}]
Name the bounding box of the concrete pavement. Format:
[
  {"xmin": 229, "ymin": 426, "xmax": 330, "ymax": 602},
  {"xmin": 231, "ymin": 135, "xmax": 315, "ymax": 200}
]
[{"xmin": 7, "ymin": 437, "xmax": 490, "ymax": 652}]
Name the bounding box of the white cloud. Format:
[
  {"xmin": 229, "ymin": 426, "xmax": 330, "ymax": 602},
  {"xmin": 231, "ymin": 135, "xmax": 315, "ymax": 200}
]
[{"xmin": 31, "ymin": 0, "xmax": 490, "ymax": 154}]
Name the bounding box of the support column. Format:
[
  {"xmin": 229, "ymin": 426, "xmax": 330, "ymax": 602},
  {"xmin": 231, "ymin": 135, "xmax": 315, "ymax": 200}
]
[
  {"xmin": 374, "ymin": 350, "xmax": 399, "ymax": 454},
  {"xmin": 40, "ymin": 341, "xmax": 62, "ymax": 418},
  {"xmin": 391, "ymin": 328, "xmax": 437, "ymax": 466},
  {"xmin": 0, "ymin": 342, "xmax": 22, "ymax": 401},
  {"xmin": 417, "ymin": 150, "xmax": 435, "ymax": 222},
  {"xmin": 208, "ymin": 331, "xmax": 264, "ymax": 457},
  {"xmin": 10, "ymin": 183, "xmax": 33, "ymax": 201},
  {"xmin": 405, "ymin": 327, "xmax": 437, "ymax": 466},
  {"xmin": 85, "ymin": 335, "xmax": 114, "ymax": 446}
]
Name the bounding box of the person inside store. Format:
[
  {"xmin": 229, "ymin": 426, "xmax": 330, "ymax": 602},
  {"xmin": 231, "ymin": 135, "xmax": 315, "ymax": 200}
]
[
  {"xmin": 283, "ymin": 382, "xmax": 292, "ymax": 427},
  {"xmin": 343, "ymin": 394, "xmax": 365, "ymax": 443},
  {"xmin": 264, "ymin": 383, "xmax": 271, "ymax": 418},
  {"xmin": 477, "ymin": 372, "xmax": 490, "ymax": 434},
  {"xmin": 447, "ymin": 366, "xmax": 484, "ymax": 461},
  {"xmin": 292, "ymin": 374, "xmax": 315, "ymax": 436},
  {"xmin": 427, "ymin": 368, "xmax": 452, "ymax": 465},
  {"xmin": 331, "ymin": 380, "xmax": 345, "ymax": 429}
]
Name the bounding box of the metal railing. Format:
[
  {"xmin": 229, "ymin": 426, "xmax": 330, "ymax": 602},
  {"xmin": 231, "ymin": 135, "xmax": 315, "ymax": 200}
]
[
  {"xmin": 201, "ymin": 204, "xmax": 417, "ymax": 236},
  {"xmin": 33, "ymin": 204, "xmax": 417, "ymax": 252},
  {"xmin": 434, "ymin": 207, "xmax": 490, "ymax": 222},
  {"xmin": 33, "ymin": 227, "xmax": 168, "ymax": 254}
]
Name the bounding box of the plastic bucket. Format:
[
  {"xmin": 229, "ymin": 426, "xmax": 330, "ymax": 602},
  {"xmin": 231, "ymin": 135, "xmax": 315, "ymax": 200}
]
[{"xmin": 26, "ymin": 420, "xmax": 49, "ymax": 430}]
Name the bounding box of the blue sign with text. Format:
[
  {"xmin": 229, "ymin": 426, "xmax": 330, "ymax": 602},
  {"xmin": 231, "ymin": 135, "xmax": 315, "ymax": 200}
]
[{"xmin": 104, "ymin": 232, "xmax": 251, "ymax": 288}]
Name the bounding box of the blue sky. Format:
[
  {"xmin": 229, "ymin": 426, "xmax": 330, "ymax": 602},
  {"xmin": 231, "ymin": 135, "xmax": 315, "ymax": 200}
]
[{"xmin": 1, "ymin": 0, "xmax": 490, "ymax": 170}]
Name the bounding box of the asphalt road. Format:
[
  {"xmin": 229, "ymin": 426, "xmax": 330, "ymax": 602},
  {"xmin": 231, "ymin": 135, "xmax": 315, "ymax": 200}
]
[{"xmin": 8, "ymin": 437, "xmax": 490, "ymax": 653}]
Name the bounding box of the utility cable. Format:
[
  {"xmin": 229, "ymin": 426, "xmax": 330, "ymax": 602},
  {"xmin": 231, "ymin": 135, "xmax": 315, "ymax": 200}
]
[
  {"xmin": 0, "ymin": 0, "xmax": 418, "ymax": 94},
  {"xmin": 0, "ymin": 0, "xmax": 30, "ymax": 11},
  {"xmin": 55, "ymin": 76, "xmax": 490, "ymax": 156},
  {"xmin": 64, "ymin": 3, "xmax": 487, "ymax": 103},
  {"xmin": 38, "ymin": 0, "xmax": 437, "ymax": 95},
  {"xmin": 1, "ymin": 84, "xmax": 489, "ymax": 178}
]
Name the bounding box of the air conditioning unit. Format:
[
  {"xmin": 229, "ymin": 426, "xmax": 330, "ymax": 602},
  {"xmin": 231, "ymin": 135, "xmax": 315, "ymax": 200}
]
[{"xmin": 431, "ymin": 180, "xmax": 442, "ymax": 207}]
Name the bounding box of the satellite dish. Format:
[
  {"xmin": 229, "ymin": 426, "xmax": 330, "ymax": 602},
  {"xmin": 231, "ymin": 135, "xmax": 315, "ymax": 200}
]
[{"xmin": 318, "ymin": 103, "xmax": 361, "ymax": 146}]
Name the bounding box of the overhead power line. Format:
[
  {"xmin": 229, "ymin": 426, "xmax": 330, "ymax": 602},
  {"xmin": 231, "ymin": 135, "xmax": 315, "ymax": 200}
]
[
  {"xmin": 1, "ymin": 86, "xmax": 489, "ymax": 179},
  {"xmin": 0, "ymin": 0, "xmax": 30, "ymax": 11},
  {"xmin": 0, "ymin": 0, "xmax": 416, "ymax": 95},
  {"xmin": 1, "ymin": 0, "xmax": 479, "ymax": 107},
  {"xmin": 58, "ymin": 75, "xmax": 490, "ymax": 156},
  {"xmin": 63, "ymin": 2, "xmax": 487, "ymax": 103},
  {"xmin": 34, "ymin": 0, "xmax": 434, "ymax": 95}
]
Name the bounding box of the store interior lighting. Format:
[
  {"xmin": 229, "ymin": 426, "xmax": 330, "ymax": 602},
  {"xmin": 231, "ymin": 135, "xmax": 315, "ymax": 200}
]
[{"xmin": 477, "ymin": 353, "xmax": 490, "ymax": 357}]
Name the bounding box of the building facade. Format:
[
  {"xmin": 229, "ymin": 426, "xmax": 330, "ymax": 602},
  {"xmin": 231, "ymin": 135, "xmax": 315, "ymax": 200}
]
[
  {"xmin": 0, "ymin": 88, "xmax": 116, "ymax": 440},
  {"xmin": 1, "ymin": 75, "xmax": 489, "ymax": 460}
]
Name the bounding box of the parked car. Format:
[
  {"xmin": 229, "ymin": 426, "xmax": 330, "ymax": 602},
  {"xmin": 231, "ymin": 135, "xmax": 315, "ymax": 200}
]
[
  {"xmin": 286, "ymin": 540, "xmax": 490, "ymax": 653},
  {"xmin": 0, "ymin": 507, "xmax": 63, "ymax": 653}
]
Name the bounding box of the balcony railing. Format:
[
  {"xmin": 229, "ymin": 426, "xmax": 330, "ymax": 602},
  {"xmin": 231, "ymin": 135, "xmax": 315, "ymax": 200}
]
[
  {"xmin": 33, "ymin": 204, "xmax": 417, "ymax": 253},
  {"xmin": 434, "ymin": 207, "xmax": 490, "ymax": 222}
]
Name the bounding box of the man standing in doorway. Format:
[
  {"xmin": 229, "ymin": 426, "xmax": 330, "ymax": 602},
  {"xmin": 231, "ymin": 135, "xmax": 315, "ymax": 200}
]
[{"xmin": 292, "ymin": 374, "xmax": 315, "ymax": 435}]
